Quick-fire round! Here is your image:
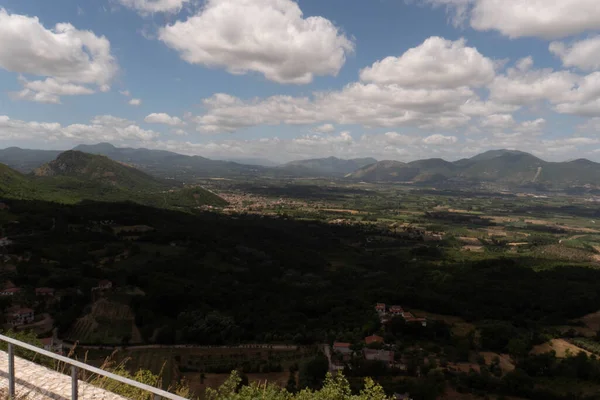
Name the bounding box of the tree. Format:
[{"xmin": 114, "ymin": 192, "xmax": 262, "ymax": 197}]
[
  {"xmin": 507, "ymin": 337, "xmax": 530, "ymax": 363},
  {"xmin": 298, "ymin": 354, "xmax": 329, "ymax": 390},
  {"xmin": 286, "ymin": 371, "xmax": 297, "ymax": 393}
]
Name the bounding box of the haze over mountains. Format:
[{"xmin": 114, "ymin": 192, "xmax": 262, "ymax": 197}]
[{"xmin": 2, "ymin": 144, "xmax": 600, "ymax": 189}]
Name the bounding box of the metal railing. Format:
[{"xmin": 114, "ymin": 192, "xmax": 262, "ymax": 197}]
[{"xmin": 0, "ymin": 334, "xmax": 188, "ymax": 400}]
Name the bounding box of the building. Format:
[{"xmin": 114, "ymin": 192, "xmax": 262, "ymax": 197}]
[
  {"xmin": 403, "ymin": 312, "xmax": 427, "ymax": 327},
  {"xmin": 389, "ymin": 305, "xmax": 404, "ymax": 316},
  {"xmin": 365, "ymin": 335, "xmax": 384, "ymax": 346},
  {"xmin": 7, "ymin": 308, "xmax": 34, "ymax": 326},
  {"xmin": 375, "ymin": 303, "xmax": 386, "ymax": 315},
  {"xmin": 332, "ymin": 342, "xmax": 353, "ymax": 361},
  {"xmin": 39, "ymin": 337, "xmax": 63, "ymax": 354},
  {"xmin": 35, "ymin": 287, "xmax": 55, "ymax": 297},
  {"xmin": 363, "ymin": 349, "xmax": 394, "ymax": 366},
  {"xmin": 0, "ymin": 287, "xmax": 20, "ymax": 296}
]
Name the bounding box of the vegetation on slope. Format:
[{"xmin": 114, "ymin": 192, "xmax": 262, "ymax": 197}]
[{"xmin": 0, "ymin": 151, "xmax": 226, "ymax": 209}]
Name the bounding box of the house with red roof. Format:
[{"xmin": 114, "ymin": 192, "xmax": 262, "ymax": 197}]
[
  {"xmin": 365, "ymin": 335, "xmax": 384, "ymax": 345},
  {"xmin": 332, "ymin": 342, "xmax": 353, "ymax": 362},
  {"xmin": 389, "ymin": 305, "xmax": 404, "ymax": 316},
  {"xmin": 375, "ymin": 303, "xmax": 386, "ymax": 315},
  {"xmin": 403, "ymin": 312, "xmax": 427, "ymax": 327}
]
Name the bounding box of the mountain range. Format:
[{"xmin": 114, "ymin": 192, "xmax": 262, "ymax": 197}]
[
  {"xmin": 348, "ymin": 150, "xmax": 600, "ymax": 189},
  {"xmin": 0, "ymin": 150, "xmax": 226, "ymax": 208},
  {"xmin": 2, "ymin": 144, "xmax": 600, "ymax": 189}
]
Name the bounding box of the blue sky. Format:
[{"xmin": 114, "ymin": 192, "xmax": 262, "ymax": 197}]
[{"xmin": 1, "ymin": 0, "xmax": 600, "ymax": 162}]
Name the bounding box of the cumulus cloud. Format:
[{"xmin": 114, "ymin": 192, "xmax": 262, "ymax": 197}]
[
  {"xmin": 312, "ymin": 124, "xmax": 336, "ymax": 134},
  {"xmin": 0, "ymin": 8, "xmax": 118, "ymax": 103},
  {"xmin": 554, "ymin": 72, "xmax": 600, "ymax": 116},
  {"xmin": 479, "ymin": 114, "xmax": 546, "ymax": 134},
  {"xmin": 550, "ymin": 37, "xmax": 600, "ymax": 71},
  {"xmin": 158, "ymin": 0, "xmax": 354, "ymax": 84},
  {"xmin": 360, "ymin": 37, "xmax": 495, "ymax": 88},
  {"xmin": 422, "ymin": 134, "xmax": 458, "ymax": 145},
  {"xmin": 116, "ymin": 0, "xmax": 189, "ymax": 14},
  {"xmin": 488, "ymin": 57, "xmax": 579, "ymax": 106},
  {"xmin": 129, "ymin": 98, "xmax": 142, "ymax": 106},
  {"xmin": 480, "ymin": 114, "xmax": 516, "ymax": 129},
  {"xmin": 144, "ymin": 113, "xmax": 184, "ymax": 126},
  {"xmin": 196, "ymin": 83, "xmax": 475, "ymax": 133},
  {"xmin": 423, "ymin": 0, "xmax": 600, "ymax": 39},
  {"xmin": 0, "ymin": 115, "xmax": 158, "ymax": 142},
  {"xmin": 11, "ymin": 77, "xmax": 95, "ymax": 104},
  {"xmin": 191, "ymin": 36, "xmax": 533, "ymax": 133}
]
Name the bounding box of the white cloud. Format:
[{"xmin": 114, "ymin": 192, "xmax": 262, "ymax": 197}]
[
  {"xmin": 158, "ymin": 0, "xmax": 354, "ymax": 84},
  {"xmin": 0, "ymin": 115, "xmax": 158, "ymax": 142},
  {"xmin": 144, "ymin": 112, "xmax": 184, "ymax": 126},
  {"xmin": 550, "ymin": 37, "xmax": 600, "ymax": 71},
  {"xmin": 480, "ymin": 114, "xmax": 516, "ymax": 129},
  {"xmin": 424, "ymin": 0, "xmax": 600, "ymax": 39},
  {"xmin": 313, "ymin": 124, "xmax": 336, "ymax": 134},
  {"xmin": 0, "ymin": 8, "xmax": 118, "ymax": 102},
  {"xmin": 116, "ymin": 0, "xmax": 189, "ymax": 14},
  {"xmin": 488, "ymin": 57, "xmax": 579, "ymax": 106},
  {"xmin": 518, "ymin": 118, "xmax": 546, "ymax": 133},
  {"xmin": 129, "ymin": 98, "xmax": 142, "ymax": 106},
  {"xmin": 383, "ymin": 132, "xmax": 420, "ymax": 146},
  {"xmin": 196, "ymin": 83, "xmax": 476, "ymax": 133},
  {"xmin": 422, "ymin": 134, "xmax": 458, "ymax": 145},
  {"xmin": 11, "ymin": 77, "xmax": 95, "ymax": 104},
  {"xmin": 554, "ymin": 72, "xmax": 600, "ymax": 116},
  {"xmin": 119, "ymin": 90, "xmax": 131, "ymax": 97},
  {"xmin": 478, "ymin": 114, "xmax": 546, "ymax": 134},
  {"xmin": 360, "ymin": 37, "xmax": 495, "ymax": 88}
]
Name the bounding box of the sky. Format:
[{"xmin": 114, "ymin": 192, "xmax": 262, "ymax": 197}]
[{"xmin": 2, "ymin": 0, "xmax": 600, "ymax": 163}]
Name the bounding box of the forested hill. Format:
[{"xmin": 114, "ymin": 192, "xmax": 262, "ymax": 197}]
[
  {"xmin": 33, "ymin": 150, "xmax": 167, "ymax": 191},
  {"xmin": 0, "ymin": 152, "xmax": 226, "ymax": 209}
]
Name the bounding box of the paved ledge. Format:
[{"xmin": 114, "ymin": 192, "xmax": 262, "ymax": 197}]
[{"xmin": 0, "ymin": 351, "xmax": 127, "ymax": 400}]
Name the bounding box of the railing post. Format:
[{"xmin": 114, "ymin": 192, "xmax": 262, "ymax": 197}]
[
  {"xmin": 8, "ymin": 343, "xmax": 15, "ymax": 398},
  {"xmin": 71, "ymin": 365, "xmax": 78, "ymax": 400}
]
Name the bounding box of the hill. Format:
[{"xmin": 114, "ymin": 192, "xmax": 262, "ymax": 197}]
[
  {"xmin": 0, "ymin": 147, "xmax": 61, "ymax": 173},
  {"xmin": 0, "ymin": 151, "xmax": 226, "ymax": 208},
  {"xmin": 347, "ymin": 149, "xmax": 600, "ymax": 189},
  {"xmin": 347, "ymin": 160, "xmax": 419, "ymax": 181},
  {"xmin": 33, "ymin": 151, "xmax": 166, "ymax": 192},
  {"xmin": 72, "ymin": 143, "xmax": 266, "ymax": 179},
  {"xmin": 281, "ymin": 156, "xmax": 377, "ymax": 177}
]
